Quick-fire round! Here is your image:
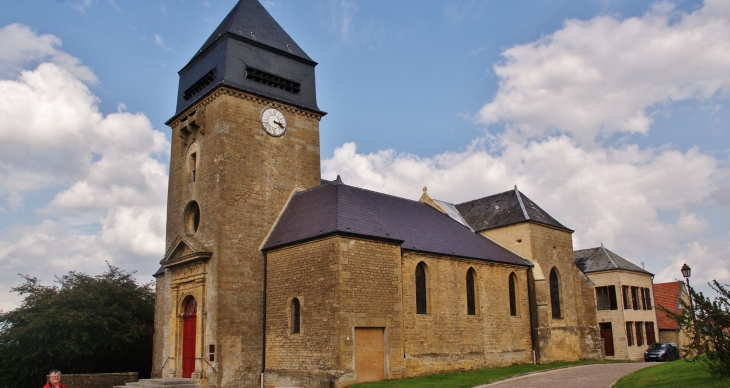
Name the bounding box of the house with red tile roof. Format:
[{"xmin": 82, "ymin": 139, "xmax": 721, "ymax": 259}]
[{"xmin": 654, "ymin": 281, "xmax": 692, "ymax": 353}]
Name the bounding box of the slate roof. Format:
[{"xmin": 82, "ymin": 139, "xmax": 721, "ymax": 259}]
[
  {"xmin": 263, "ymin": 181, "xmax": 530, "ymax": 267},
  {"xmin": 191, "ymin": 0, "xmax": 312, "ymax": 64},
  {"xmin": 573, "ymin": 245, "xmax": 652, "ymax": 275},
  {"xmin": 654, "ymin": 281, "xmax": 685, "ymax": 330},
  {"xmin": 455, "ymin": 188, "xmax": 571, "ymax": 232},
  {"xmin": 171, "ymin": 0, "xmax": 322, "ymax": 119}
]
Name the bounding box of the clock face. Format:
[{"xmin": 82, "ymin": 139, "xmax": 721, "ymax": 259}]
[{"xmin": 261, "ymin": 108, "xmax": 287, "ymax": 137}]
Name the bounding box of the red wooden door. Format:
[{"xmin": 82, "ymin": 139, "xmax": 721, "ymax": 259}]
[
  {"xmin": 599, "ymin": 323, "xmax": 614, "ymax": 357},
  {"xmin": 182, "ymin": 315, "xmax": 196, "ymax": 377}
]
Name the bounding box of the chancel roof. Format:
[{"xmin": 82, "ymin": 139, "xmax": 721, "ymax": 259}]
[
  {"xmin": 455, "ymin": 187, "xmax": 571, "ymax": 232},
  {"xmin": 573, "ymin": 245, "xmax": 652, "ymax": 275},
  {"xmin": 263, "ymin": 180, "xmax": 530, "ymax": 267}
]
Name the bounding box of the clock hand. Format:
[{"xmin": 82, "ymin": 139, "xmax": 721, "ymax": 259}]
[{"xmin": 274, "ymin": 120, "xmax": 284, "ymax": 128}]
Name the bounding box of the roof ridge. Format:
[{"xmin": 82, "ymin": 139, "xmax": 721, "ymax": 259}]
[
  {"xmin": 339, "ymin": 181, "xmax": 428, "ymax": 205},
  {"xmin": 514, "ymin": 185, "xmax": 530, "ymax": 221},
  {"xmin": 600, "ymin": 243, "xmax": 619, "ymax": 269}
]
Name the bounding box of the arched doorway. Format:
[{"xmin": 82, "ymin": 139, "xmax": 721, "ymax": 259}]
[{"xmin": 182, "ymin": 296, "xmax": 197, "ymax": 378}]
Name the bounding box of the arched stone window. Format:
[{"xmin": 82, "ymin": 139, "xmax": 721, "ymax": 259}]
[
  {"xmin": 549, "ymin": 267, "xmax": 562, "ymax": 319},
  {"xmin": 291, "ymin": 298, "xmax": 301, "ymax": 334},
  {"xmin": 466, "ymin": 268, "xmax": 476, "ymax": 315},
  {"xmin": 184, "ymin": 201, "xmax": 201, "ymax": 235},
  {"xmin": 509, "ymin": 272, "xmax": 518, "ymax": 316},
  {"xmin": 416, "ymin": 262, "xmax": 428, "ymax": 314}
]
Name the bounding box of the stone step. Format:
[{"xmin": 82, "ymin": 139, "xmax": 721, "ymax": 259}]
[{"xmin": 113, "ymin": 378, "xmax": 199, "ymax": 388}]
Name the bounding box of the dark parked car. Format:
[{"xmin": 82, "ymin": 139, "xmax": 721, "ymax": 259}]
[{"xmin": 644, "ymin": 342, "xmax": 680, "ymax": 362}]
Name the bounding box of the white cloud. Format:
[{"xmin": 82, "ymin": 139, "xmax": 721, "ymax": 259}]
[
  {"xmin": 656, "ymin": 239, "xmax": 730, "ymax": 288},
  {"xmin": 0, "ymin": 24, "xmax": 96, "ymax": 82},
  {"xmin": 0, "ymin": 25, "xmax": 168, "ymax": 309},
  {"xmin": 479, "ymin": 0, "xmax": 730, "ymax": 144},
  {"xmin": 154, "ymin": 34, "xmax": 172, "ymax": 51}
]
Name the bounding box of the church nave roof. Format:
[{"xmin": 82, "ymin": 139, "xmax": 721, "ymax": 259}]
[{"xmin": 263, "ymin": 179, "xmax": 530, "ymax": 267}]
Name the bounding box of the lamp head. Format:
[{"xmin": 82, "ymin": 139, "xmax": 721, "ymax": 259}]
[{"xmin": 681, "ymin": 263, "xmax": 691, "ymax": 279}]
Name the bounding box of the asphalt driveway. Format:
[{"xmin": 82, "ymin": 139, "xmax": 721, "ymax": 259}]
[{"xmin": 475, "ymin": 362, "xmax": 655, "ymax": 388}]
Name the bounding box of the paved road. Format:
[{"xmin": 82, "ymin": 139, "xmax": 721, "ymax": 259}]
[{"xmin": 475, "ymin": 362, "xmax": 655, "ymax": 388}]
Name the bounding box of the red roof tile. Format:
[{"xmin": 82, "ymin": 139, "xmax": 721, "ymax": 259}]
[{"xmin": 654, "ymin": 281, "xmax": 685, "ymax": 330}]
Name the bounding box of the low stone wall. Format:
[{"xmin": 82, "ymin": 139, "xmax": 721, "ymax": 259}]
[{"xmin": 50, "ymin": 372, "xmax": 138, "ymax": 388}]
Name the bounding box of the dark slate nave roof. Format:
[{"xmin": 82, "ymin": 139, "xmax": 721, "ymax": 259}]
[
  {"xmin": 574, "ymin": 245, "xmax": 652, "ymax": 275},
  {"xmin": 263, "ymin": 182, "xmax": 530, "ymax": 267},
  {"xmin": 455, "ymin": 189, "xmax": 571, "ymax": 232}
]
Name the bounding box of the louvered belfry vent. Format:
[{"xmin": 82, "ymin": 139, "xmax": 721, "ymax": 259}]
[
  {"xmin": 245, "ymin": 67, "xmax": 301, "ymax": 94},
  {"xmin": 183, "ymin": 69, "xmax": 217, "ymax": 101}
]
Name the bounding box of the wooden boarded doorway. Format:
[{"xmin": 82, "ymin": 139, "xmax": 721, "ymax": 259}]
[
  {"xmin": 182, "ymin": 297, "xmax": 197, "ymax": 378},
  {"xmin": 355, "ymin": 327, "xmax": 385, "ymax": 383},
  {"xmin": 599, "ymin": 322, "xmax": 614, "ymax": 357}
]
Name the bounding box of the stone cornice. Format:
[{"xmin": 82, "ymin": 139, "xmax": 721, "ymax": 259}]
[
  {"xmin": 168, "ymin": 86, "xmax": 325, "ymax": 128},
  {"xmin": 161, "ymin": 251, "xmax": 213, "ymax": 269}
]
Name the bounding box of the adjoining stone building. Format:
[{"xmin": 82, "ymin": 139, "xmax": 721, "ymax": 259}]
[
  {"xmin": 150, "ymin": 1, "xmax": 603, "ymax": 387},
  {"xmin": 654, "ymin": 281, "xmax": 692, "ymax": 353},
  {"xmin": 574, "ymin": 246, "xmax": 658, "ymax": 361}
]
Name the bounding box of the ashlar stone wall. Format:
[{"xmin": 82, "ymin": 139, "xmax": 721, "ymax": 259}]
[
  {"xmin": 264, "ymin": 236, "xmax": 403, "ymax": 388},
  {"xmin": 401, "ymin": 252, "xmax": 533, "ymax": 376},
  {"xmin": 265, "ymin": 235, "xmax": 538, "ymax": 387},
  {"xmin": 480, "ymin": 222, "xmax": 603, "ymax": 363}
]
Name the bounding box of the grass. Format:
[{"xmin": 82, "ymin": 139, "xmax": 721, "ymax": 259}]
[
  {"xmin": 349, "ymin": 359, "xmax": 626, "ymax": 388},
  {"xmin": 614, "ymin": 357, "xmax": 730, "ymax": 388}
]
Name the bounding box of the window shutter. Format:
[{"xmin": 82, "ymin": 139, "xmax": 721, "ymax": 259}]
[
  {"xmin": 626, "ymin": 321, "xmax": 634, "ymax": 346},
  {"xmin": 645, "ymin": 288, "xmax": 653, "ymax": 310},
  {"xmin": 609, "ymin": 285, "xmax": 617, "ymax": 310}
]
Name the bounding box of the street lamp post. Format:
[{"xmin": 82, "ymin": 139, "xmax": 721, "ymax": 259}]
[{"xmin": 681, "ymin": 263, "xmax": 700, "ymax": 354}]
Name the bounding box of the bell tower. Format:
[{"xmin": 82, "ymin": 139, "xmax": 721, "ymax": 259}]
[{"xmin": 151, "ymin": 1, "xmax": 324, "ymax": 386}]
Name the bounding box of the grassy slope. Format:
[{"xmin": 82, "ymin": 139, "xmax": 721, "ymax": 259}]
[
  {"xmin": 614, "ymin": 359, "xmax": 730, "ymax": 388},
  {"xmin": 350, "ymin": 360, "xmax": 624, "ymax": 388}
]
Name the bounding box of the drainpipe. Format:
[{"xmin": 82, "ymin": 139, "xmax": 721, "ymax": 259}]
[
  {"xmin": 262, "ymin": 251, "xmax": 268, "ymax": 388},
  {"xmin": 526, "ymin": 267, "xmax": 539, "ymax": 363}
]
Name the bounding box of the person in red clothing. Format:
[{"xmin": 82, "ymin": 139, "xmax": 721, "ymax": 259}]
[{"xmin": 43, "ymin": 369, "xmax": 65, "ymax": 388}]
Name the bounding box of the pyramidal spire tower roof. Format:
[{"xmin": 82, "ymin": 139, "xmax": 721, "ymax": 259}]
[
  {"xmin": 192, "ymin": 0, "xmax": 312, "ymax": 64},
  {"xmin": 171, "ymin": 0, "xmax": 322, "ymax": 121}
]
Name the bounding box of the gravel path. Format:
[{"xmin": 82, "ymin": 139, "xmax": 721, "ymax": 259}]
[{"xmin": 474, "ymin": 362, "xmax": 656, "ymax": 388}]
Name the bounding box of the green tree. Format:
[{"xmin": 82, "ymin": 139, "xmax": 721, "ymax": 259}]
[
  {"xmin": 0, "ymin": 264, "xmax": 154, "ymax": 388},
  {"xmin": 660, "ymin": 280, "xmax": 730, "ymax": 378}
]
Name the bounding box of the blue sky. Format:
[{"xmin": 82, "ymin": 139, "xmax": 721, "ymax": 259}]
[{"xmin": 0, "ymin": 0, "xmax": 728, "ymax": 309}]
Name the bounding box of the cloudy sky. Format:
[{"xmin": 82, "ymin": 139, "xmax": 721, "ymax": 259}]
[{"xmin": 0, "ymin": 0, "xmax": 728, "ymax": 310}]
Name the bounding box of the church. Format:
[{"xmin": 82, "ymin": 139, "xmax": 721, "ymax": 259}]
[{"xmin": 150, "ymin": 1, "xmax": 604, "ymax": 387}]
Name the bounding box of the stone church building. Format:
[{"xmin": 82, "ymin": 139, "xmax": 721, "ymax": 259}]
[{"xmin": 150, "ymin": 1, "xmax": 604, "ymax": 387}]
